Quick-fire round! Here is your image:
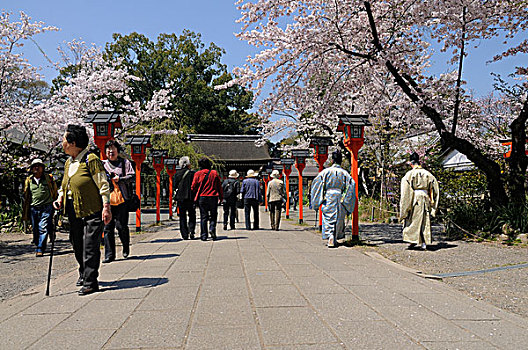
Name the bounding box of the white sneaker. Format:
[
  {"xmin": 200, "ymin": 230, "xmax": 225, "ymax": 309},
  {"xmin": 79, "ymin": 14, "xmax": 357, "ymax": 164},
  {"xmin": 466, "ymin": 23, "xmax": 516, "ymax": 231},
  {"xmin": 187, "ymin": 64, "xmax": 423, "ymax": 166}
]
[
  {"xmin": 328, "ymin": 235, "xmax": 336, "ymax": 248},
  {"xmin": 421, "ymin": 243, "xmax": 427, "ymax": 250}
]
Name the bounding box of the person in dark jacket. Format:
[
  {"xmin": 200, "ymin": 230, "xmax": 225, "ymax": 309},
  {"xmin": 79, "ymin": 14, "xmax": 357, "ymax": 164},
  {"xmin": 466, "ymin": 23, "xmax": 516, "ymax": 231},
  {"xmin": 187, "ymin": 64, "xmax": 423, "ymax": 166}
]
[
  {"xmin": 191, "ymin": 157, "xmax": 223, "ymax": 241},
  {"xmin": 240, "ymin": 169, "xmax": 261, "ymax": 230},
  {"xmin": 173, "ymin": 156, "xmax": 196, "ymax": 240},
  {"xmin": 222, "ymin": 170, "xmax": 240, "ymax": 230}
]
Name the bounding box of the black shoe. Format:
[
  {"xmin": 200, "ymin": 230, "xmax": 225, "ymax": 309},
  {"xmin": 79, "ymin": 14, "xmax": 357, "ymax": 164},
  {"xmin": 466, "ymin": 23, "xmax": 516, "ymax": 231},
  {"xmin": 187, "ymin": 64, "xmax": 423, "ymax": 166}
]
[
  {"xmin": 76, "ymin": 277, "xmax": 84, "ymax": 287},
  {"xmin": 123, "ymin": 246, "xmax": 129, "ymax": 259},
  {"xmin": 200, "ymin": 237, "xmax": 207, "ymax": 241},
  {"xmin": 78, "ymin": 285, "xmax": 99, "ymax": 296},
  {"xmin": 182, "ymin": 235, "xmax": 189, "ymax": 240},
  {"xmin": 223, "ymin": 225, "xmax": 228, "ymax": 230},
  {"xmin": 210, "ymin": 232, "xmax": 217, "ymax": 241},
  {"xmin": 102, "ymin": 257, "xmax": 114, "ymax": 264},
  {"xmin": 190, "ymin": 233, "xmax": 195, "ymax": 240}
]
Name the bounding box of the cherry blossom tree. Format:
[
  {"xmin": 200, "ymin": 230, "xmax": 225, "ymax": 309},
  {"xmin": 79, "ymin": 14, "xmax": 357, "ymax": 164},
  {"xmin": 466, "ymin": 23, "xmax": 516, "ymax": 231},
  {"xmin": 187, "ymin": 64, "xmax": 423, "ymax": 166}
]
[{"xmin": 227, "ymin": 0, "xmax": 528, "ymax": 207}]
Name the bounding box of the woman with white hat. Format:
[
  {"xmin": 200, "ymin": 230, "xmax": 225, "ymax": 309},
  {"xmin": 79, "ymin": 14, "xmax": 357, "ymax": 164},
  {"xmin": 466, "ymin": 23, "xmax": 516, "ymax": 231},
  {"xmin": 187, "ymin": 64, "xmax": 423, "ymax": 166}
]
[
  {"xmin": 240, "ymin": 169, "xmax": 261, "ymax": 230},
  {"xmin": 267, "ymin": 169, "xmax": 285, "ymax": 230},
  {"xmin": 222, "ymin": 170, "xmax": 240, "ymax": 230}
]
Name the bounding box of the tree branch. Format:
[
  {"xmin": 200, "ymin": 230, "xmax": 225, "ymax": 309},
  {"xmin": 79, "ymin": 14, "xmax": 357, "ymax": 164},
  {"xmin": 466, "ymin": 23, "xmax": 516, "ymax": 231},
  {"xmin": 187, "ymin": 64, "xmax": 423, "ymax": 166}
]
[{"xmin": 328, "ymin": 42, "xmax": 373, "ymax": 60}]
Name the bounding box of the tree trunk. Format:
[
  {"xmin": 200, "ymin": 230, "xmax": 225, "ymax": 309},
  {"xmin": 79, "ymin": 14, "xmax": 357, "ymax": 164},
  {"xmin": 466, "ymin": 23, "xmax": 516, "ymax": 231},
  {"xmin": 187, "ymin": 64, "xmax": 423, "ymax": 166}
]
[{"xmin": 507, "ymin": 99, "xmax": 528, "ymax": 205}]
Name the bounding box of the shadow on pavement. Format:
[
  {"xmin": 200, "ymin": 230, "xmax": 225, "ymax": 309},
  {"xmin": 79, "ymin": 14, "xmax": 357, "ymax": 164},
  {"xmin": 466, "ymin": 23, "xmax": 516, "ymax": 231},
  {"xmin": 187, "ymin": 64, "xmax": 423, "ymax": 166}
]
[
  {"xmin": 214, "ymin": 236, "xmax": 248, "ymax": 241},
  {"xmin": 149, "ymin": 238, "xmax": 183, "ymax": 243},
  {"xmin": 128, "ymin": 253, "xmax": 179, "ymax": 260},
  {"xmin": 99, "ymin": 277, "xmax": 168, "ymax": 291}
]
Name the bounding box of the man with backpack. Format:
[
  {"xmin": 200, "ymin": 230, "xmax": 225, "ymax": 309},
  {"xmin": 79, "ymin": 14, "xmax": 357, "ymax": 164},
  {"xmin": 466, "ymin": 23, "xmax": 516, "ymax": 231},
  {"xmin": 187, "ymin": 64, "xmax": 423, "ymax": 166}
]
[
  {"xmin": 173, "ymin": 156, "xmax": 196, "ymax": 240},
  {"xmin": 222, "ymin": 170, "xmax": 241, "ymax": 230}
]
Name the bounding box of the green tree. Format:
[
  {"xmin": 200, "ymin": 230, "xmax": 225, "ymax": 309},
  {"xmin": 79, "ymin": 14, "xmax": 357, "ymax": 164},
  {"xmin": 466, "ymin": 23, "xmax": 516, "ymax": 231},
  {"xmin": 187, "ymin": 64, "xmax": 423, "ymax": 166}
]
[{"xmin": 103, "ymin": 30, "xmax": 259, "ymax": 135}]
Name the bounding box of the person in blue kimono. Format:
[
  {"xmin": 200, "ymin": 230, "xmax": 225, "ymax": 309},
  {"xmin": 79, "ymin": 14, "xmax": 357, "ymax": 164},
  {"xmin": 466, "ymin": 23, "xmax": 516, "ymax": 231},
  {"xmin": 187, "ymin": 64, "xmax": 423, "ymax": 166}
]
[{"xmin": 310, "ymin": 150, "xmax": 356, "ymax": 248}]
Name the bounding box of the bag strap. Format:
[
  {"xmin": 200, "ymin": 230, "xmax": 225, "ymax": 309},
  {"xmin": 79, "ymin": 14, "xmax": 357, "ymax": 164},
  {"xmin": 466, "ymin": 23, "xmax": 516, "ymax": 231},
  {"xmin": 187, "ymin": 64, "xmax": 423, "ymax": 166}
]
[{"xmin": 181, "ymin": 169, "xmax": 190, "ymax": 182}]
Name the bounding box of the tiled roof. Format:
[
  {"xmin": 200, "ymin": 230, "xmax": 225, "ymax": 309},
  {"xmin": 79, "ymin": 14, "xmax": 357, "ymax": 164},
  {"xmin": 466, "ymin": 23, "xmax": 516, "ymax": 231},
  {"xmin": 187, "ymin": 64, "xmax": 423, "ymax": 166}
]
[{"xmin": 187, "ymin": 134, "xmax": 271, "ymax": 162}]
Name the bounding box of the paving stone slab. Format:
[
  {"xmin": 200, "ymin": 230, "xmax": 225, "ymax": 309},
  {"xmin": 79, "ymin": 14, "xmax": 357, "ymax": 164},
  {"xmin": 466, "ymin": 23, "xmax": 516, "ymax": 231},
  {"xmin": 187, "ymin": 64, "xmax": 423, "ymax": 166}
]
[
  {"xmin": 281, "ymin": 264, "xmax": 324, "ymax": 277},
  {"xmin": 200, "ymin": 282, "xmax": 249, "ymax": 298},
  {"xmin": 325, "ymin": 269, "xmax": 379, "ymax": 285},
  {"xmin": 186, "ymin": 324, "xmax": 260, "ymax": 350},
  {"xmin": 333, "ymin": 320, "xmax": 423, "ymax": 349},
  {"xmin": 404, "ymin": 292, "xmax": 501, "ymax": 321},
  {"xmin": 21, "ymin": 292, "xmax": 90, "ymax": 314},
  {"xmin": 293, "ymin": 276, "xmax": 348, "ymax": 295},
  {"xmin": 105, "ymin": 310, "xmax": 187, "ymax": 349},
  {"xmin": 420, "ymin": 340, "xmax": 499, "ymax": 350},
  {"xmin": 193, "ymin": 298, "xmax": 254, "ymax": 326},
  {"xmin": 137, "ymin": 286, "xmax": 196, "ymax": 311},
  {"xmin": 27, "ymin": 329, "xmax": 116, "ymax": 350},
  {"xmin": 247, "ymin": 270, "xmax": 292, "ymax": 286},
  {"xmin": 264, "ymin": 343, "xmax": 345, "ymax": 350},
  {"xmin": 306, "ymin": 293, "xmax": 383, "ymax": 322},
  {"xmin": 256, "ymin": 307, "xmax": 337, "ymax": 346},
  {"xmin": 374, "ymin": 305, "xmax": 479, "ymax": 342},
  {"xmin": 252, "ymin": 284, "xmax": 307, "ymax": 307},
  {"xmin": 345, "ymin": 284, "xmax": 418, "ymax": 307},
  {"xmin": 455, "ymin": 320, "xmax": 528, "ymax": 349},
  {"xmin": 0, "ymin": 313, "xmax": 70, "ymax": 349}
]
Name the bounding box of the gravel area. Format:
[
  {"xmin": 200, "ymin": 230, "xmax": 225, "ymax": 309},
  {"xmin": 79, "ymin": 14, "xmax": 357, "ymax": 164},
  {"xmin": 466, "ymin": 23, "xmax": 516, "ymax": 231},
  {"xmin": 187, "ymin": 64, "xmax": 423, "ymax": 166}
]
[{"xmin": 357, "ymin": 223, "xmax": 528, "ymax": 318}]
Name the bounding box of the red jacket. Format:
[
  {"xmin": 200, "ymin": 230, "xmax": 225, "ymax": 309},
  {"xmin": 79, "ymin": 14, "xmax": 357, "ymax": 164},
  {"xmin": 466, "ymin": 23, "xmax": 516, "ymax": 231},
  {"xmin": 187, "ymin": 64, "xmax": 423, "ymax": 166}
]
[{"xmin": 191, "ymin": 169, "xmax": 223, "ymax": 202}]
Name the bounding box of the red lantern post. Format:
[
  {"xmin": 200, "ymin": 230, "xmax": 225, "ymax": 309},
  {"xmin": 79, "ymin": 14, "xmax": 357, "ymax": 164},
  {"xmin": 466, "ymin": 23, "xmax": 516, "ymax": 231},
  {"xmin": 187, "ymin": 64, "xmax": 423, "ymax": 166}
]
[
  {"xmin": 164, "ymin": 158, "xmax": 179, "ymax": 220},
  {"xmin": 292, "ymin": 149, "xmax": 311, "ymax": 224},
  {"xmin": 84, "ymin": 111, "xmax": 122, "ymax": 160},
  {"xmin": 337, "ymin": 114, "xmax": 371, "ymax": 242},
  {"xmin": 310, "ymin": 137, "xmax": 333, "ymax": 230},
  {"xmin": 125, "ymin": 135, "xmax": 151, "ymax": 232},
  {"xmin": 500, "ymin": 139, "xmax": 528, "ymax": 158},
  {"xmin": 281, "ymin": 158, "xmax": 294, "ymax": 219},
  {"xmin": 151, "ymin": 149, "xmax": 168, "ymax": 224}
]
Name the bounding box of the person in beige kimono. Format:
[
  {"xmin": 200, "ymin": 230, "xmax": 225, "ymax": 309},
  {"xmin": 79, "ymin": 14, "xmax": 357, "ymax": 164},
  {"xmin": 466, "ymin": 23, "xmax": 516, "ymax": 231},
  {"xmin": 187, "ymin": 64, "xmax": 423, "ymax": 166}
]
[{"xmin": 399, "ymin": 152, "xmax": 439, "ymax": 250}]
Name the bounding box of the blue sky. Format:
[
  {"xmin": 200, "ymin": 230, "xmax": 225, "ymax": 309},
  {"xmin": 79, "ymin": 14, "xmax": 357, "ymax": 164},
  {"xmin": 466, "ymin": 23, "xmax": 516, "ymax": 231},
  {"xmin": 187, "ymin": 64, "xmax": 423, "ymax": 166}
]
[
  {"xmin": 1, "ymin": 0, "xmax": 255, "ymax": 82},
  {"xmin": 1, "ymin": 1, "xmax": 525, "ymax": 98}
]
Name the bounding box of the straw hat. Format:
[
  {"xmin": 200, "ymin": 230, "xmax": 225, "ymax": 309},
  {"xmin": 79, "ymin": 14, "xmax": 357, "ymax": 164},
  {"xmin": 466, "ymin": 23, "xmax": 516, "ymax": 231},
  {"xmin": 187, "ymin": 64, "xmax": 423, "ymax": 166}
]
[
  {"xmin": 270, "ymin": 169, "xmax": 280, "ymax": 178},
  {"xmin": 228, "ymin": 170, "xmax": 239, "ymax": 178},
  {"xmin": 246, "ymin": 169, "xmax": 257, "ymax": 177},
  {"xmin": 30, "ymin": 158, "xmax": 45, "ymax": 169}
]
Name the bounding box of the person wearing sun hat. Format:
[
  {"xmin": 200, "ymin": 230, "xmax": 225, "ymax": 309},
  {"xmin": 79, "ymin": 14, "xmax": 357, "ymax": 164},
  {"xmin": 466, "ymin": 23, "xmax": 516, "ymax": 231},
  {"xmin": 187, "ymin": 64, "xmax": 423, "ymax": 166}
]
[
  {"xmin": 266, "ymin": 169, "xmax": 285, "ymax": 230},
  {"xmin": 240, "ymin": 169, "xmax": 261, "ymax": 230},
  {"xmin": 222, "ymin": 169, "xmax": 241, "ymax": 230},
  {"xmin": 22, "ymin": 158, "xmax": 58, "ymax": 257}
]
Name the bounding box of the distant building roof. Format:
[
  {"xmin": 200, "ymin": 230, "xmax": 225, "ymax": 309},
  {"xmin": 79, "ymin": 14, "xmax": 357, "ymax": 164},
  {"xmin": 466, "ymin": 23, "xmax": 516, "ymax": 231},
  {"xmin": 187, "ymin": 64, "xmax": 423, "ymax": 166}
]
[
  {"xmin": 187, "ymin": 134, "xmax": 271, "ymax": 162},
  {"xmin": 441, "ymin": 149, "xmax": 475, "ymax": 171}
]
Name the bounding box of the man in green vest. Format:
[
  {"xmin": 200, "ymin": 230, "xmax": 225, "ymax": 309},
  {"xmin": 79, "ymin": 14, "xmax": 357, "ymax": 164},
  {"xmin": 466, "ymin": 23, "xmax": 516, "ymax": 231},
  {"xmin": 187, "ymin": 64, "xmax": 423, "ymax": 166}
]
[{"xmin": 22, "ymin": 159, "xmax": 58, "ymax": 257}]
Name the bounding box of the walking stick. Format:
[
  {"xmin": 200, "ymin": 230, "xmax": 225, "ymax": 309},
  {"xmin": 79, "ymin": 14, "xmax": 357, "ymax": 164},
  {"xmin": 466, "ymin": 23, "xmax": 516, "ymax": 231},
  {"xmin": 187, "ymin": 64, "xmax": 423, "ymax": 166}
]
[{"xmin": 45, "ymin": 210, "xmax": 58, "ymax": 296}]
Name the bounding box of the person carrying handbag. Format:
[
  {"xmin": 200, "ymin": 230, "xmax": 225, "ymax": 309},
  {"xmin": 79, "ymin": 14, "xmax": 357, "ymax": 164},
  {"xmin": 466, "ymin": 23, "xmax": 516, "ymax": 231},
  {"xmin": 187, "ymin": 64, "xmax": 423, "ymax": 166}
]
[{"xmin": 102, "ymin": 140, "xmax": 135, "ymax": 262}]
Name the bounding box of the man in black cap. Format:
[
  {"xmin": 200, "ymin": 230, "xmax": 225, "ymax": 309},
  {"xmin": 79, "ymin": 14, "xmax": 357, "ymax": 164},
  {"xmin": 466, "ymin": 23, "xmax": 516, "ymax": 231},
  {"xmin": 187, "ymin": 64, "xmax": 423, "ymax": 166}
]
[
  {"xmin": 400, "ymin": 152, "xmax": 440, "ymax": 250},
  {"xmin": 310, "ymin": 149, "xmax": 356, "ymax": 248}
]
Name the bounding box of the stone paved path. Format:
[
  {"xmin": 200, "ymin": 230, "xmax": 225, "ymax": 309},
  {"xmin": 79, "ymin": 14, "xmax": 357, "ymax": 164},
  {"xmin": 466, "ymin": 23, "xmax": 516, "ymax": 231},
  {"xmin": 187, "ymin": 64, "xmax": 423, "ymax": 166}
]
[{"xmin": 1, "ymin": 207, "xmax": 527, "ymax": 349}]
